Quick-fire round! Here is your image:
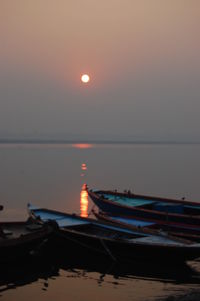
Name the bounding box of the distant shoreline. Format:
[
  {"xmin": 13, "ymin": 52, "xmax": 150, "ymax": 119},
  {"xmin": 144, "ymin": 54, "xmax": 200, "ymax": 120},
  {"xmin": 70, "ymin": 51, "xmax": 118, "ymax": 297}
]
[{"xmin": 0, "ymin": 139, "xmax": 200, "ymax": 145}]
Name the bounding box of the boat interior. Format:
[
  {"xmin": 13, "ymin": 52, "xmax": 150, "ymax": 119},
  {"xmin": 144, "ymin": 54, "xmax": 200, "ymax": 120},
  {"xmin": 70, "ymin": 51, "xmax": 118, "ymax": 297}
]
[
  {"xmin": 101, "ymin": 193, "xmax": 200, "ymax": 215},
  {"xmin": 32, "ymin": 209, "xmax": 146, "ymax": 240},
  {"xmin": 0, "ymin": 222, "xmax": 43, "ymax": 240},
  {"xmin": 64, "ymin": 222, "xmax": 186, "ymax": 245},
  {"xmin": 65, "ymin": 222, "xmax": 144, "ymax": 239}
]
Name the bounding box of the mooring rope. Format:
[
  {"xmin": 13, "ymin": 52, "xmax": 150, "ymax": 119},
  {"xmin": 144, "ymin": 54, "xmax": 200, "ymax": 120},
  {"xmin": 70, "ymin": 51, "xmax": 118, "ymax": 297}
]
[
  {"xmin": 99, "ymin": 238, "xmax": 117, "ymax": 261},
  {"xmin": 57, "ymin": 230, "xmax": 107, "ymax": 255},
  {"xmin": 88, "ymin": 204, "xmax": 96, "ymax": 217},
  {"xmin": 57, "ymin": 230, "xmax": 117, "ymax": 262}
]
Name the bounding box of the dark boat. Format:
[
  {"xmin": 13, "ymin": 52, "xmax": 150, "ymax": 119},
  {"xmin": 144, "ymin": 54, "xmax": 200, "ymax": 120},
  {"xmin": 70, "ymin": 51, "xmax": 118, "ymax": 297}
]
[
  {"xmin": 0, "ymin": 217, "xmax": 53, "ymax": 262},
  {"xmin": 94, "ymin": 211, "xmax": 200, "ymax": 242},
  {"xmin": 28, "ymin": 204, "xmax": 200, "ymax": 263},
  {"xmin": 88, "ymin": 189, "xmax": 200, "ymax": 229}
]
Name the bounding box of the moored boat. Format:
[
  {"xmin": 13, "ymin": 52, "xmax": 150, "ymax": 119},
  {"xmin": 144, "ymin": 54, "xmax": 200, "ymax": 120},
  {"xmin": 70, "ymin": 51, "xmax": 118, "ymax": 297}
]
[
  {"xmin": 28, "ymin": 204, "xmax": 200, "ymax": 263},
  {"xmin": 0, "ymin": 217, "xmax": 53, "ymax": 262},
  {"xmin": 94, "ymin": 211, "xmax": 200, "ymax": 242},
  {"xmin": 88, "ymin": 189, "xmax": 200, "ymax": 228}
]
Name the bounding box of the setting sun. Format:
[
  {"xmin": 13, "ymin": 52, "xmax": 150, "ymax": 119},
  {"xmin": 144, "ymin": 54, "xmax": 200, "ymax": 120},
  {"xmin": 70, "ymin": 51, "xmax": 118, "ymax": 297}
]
[{"xmin": 81, "ymin": 74, "xmax": 90, "ymax": 83}]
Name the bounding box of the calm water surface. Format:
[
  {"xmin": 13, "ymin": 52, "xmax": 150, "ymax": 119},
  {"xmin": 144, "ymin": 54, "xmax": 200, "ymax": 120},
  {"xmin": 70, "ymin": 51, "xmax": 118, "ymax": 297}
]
[{"xmin": 1, "ymin": 143, "xmax": 200, "ymax": 301}]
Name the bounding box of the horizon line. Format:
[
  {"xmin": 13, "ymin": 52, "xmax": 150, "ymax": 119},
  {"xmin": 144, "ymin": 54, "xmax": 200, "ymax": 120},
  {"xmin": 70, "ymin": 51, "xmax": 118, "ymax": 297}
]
[{"xmin": 0, "ymin": 138, "xmax": 200, "ymax": 145}]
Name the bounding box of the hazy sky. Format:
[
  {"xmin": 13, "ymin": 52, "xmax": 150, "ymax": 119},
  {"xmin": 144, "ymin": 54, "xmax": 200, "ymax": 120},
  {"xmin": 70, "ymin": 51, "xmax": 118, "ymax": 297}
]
[{"xmin": 0, "ymin": 1, "xmax": 200, "ymax": 141}]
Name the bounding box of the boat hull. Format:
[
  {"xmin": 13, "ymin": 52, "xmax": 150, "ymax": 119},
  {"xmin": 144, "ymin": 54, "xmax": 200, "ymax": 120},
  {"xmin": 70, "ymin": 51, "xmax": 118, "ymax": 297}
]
[
  {"xmin": 50, "ymin": 227, "xmax": 200, "ymax": 263},
  {"xmin": 89, "ymin": 190, "xmax": 200, "ymax": 227},
  {"xmin": 0, "ymin": 221, "xmax": 53, "ymax": 262},
  {"xmin": 28, "ymin": 205, "xmax": 200, "ymax": 264}
]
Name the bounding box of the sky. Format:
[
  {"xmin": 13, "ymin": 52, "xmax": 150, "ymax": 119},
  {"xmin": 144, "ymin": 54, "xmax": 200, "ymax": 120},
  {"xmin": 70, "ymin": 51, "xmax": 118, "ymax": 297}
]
[{"xmin": 0, "ymin": 0, "xmax": 200, "ymax": 141}]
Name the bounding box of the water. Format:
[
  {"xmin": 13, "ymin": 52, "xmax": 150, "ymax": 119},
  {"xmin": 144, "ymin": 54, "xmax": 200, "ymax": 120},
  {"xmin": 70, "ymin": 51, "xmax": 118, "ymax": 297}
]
[{"xmin": 1, "ymin": 143, "xmax": 200, "ymax": 300}]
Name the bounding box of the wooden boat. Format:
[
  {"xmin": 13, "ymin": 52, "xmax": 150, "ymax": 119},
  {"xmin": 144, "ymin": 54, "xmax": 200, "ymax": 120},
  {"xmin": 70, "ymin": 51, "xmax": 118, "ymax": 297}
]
[
  {"xmin": 0, "ymin": 217, "xmax": 53, "ymax": 262},
  {"xmin": 94, "ymin": 211, "xmax": 200, "ymax": 242},
  {"xmin": 88, "ymin": 189, "xmax": 200, "ymax": 229},
  {"xmin": 28, "ymin": 204, "xmax": 200, "ymax": 263}
]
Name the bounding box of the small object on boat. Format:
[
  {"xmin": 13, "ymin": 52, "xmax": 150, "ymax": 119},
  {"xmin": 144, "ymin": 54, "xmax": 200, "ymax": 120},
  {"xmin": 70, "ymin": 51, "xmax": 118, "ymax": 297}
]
[{"xmin": 28, "ymin": 204, "xmax": 200, "ymax": 263}]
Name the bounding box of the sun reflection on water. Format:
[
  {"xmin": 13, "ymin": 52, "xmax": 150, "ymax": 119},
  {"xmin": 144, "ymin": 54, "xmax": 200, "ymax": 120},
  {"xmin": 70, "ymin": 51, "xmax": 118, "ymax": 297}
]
[
  {"xmin": 72, "ymin": 143, "xmax": 93, "ymax": 149},
  {"xmin": 80, "ymin": 184, "xmax": 89, "ymax": 217}
]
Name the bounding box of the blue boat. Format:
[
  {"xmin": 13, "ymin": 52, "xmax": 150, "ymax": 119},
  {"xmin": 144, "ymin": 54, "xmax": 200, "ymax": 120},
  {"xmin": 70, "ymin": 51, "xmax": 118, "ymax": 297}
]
[
  {"xmin": 93, "ymin": 211, "xmax": 200, "ymax": 242},
  {"xmin": 88, "ymin": 189, "xmax": 200, "ymax": 229},
  {"xmin": 28, "ymin": 204, "xmax": 200, "ymax": 263}
]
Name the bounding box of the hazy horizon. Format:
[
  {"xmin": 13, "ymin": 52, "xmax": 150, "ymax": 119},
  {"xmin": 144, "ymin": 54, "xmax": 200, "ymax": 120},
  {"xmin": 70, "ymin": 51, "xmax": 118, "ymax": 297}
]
[{"xmin": 0, "ymin": 136, "xmax": 200, "ymax": 144}]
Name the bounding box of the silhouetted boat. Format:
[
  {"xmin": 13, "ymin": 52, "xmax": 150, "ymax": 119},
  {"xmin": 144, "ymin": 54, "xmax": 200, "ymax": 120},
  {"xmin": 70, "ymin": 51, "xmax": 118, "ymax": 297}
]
[
  {"xmin": 0, "ymin": 218, "xmax": 53, "ymax": 262},
  {"xmin": 94, "ymin": 211, "xmax": 200, "ymax": 242},
  {"xmin": 88, "ymin": 189, "xmax": 200, "ymax": 232},
  {"xmin": 28, "ymin": 204, "xmax": 200, "ymax": 263}
]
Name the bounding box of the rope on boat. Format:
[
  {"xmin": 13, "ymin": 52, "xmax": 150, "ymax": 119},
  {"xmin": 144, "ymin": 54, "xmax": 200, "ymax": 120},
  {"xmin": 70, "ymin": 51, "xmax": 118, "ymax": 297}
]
[
  {"xmin": 57, "ymin": 231, "xmax": 109, "ymax": 257},
  {"xmin": 99, "ymin": 238, "xmax": 117, "ymax": 262},
  {"xmin": 88, "ymin": 204, "xmax": 96, "ymax": 217},
  {"xmin": 57, "ymin": 230, "xmax": 117, "ymax": 262}
]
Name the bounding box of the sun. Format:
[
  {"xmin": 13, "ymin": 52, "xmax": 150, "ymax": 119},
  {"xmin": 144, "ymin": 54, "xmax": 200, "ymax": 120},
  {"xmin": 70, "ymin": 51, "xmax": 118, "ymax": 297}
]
[{"xmin": 81, "ymin": 74, "xmax": 90, "ymax": 83}]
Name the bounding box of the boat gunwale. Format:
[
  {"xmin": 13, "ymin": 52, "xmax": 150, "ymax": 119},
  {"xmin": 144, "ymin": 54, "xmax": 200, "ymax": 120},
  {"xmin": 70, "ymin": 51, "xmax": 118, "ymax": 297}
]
[
  {"xmin": 92, "ymin": 189, "xmax": 200, "ymax": 207},
  {"xmin": 30, "ymin": 207, "xmax": 147, "ymax": 234},
  {"xmin": 94, "ymin": 211, "xmax": 200, "ymax": 230}
]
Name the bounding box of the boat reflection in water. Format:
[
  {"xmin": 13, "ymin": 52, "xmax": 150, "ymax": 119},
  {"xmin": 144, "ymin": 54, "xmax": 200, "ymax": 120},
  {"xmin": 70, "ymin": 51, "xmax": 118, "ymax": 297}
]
[
  {"xmin": 80, "ymin": 183, "xmax": 89, "ymax": 217},
  {"xmin": 0, "ymin": 258, "xmax": 60, "ymax": 295},
  {"xmin": 1, "ymin": 254, "xmax": 200, "ymax": 296}
]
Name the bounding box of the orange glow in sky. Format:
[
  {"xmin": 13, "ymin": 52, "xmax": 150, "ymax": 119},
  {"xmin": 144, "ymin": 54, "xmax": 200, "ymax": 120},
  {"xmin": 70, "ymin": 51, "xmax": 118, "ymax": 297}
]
[{"xmin": 1, "ymin": 2, "xmax": 200, "ymax": 142}]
